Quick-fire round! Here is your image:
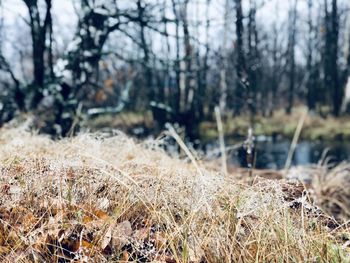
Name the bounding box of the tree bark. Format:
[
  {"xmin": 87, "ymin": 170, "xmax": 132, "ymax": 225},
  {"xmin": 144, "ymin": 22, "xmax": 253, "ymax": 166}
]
[
  {"xmin": 234, "ymin": 0, "xmax": 246, "ymax": 116},
  {"xmin": 23, "ymin": 0, "xmax": 52, "ymax": 108},
  {"xmin": 330, "ymin": 0, "xmax": 340, "ymax": 116},
  {"xmin": 286, "ymin": 0, "xmax": 297, "ymax": 114},
  {"xmin": 306, "ymin": 0, "xmax": 316, "ymax": 111}
]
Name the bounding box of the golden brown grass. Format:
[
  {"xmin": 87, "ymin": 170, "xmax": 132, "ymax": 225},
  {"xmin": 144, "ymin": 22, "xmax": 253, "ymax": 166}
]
[
  {"xmin": 199, "ymin": 106, "xmax": 350, "ymax": 141},
  {"xmin": 0, "ymin": 126, "xmax": 349, "ymax": 262},
  {"xmin": 86, "ymin": 111, "xmax": 154, "ymax": 134}
]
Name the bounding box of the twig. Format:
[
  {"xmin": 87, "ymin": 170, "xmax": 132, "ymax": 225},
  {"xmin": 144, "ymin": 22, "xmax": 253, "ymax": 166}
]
[
  {"xmin": 285, "ymin": 108, "xmax": 308, "ymax": 170},
  {"xmin": 166, "ymin": 124, "xmax": 203, "ymax": 177},
  {"xmin": 215, "ymin": 106, "xmax": 227, "ymax": 175},
  {"xmin": 68, "ymin": 102, "xmax": 83, "ymax": 137}
]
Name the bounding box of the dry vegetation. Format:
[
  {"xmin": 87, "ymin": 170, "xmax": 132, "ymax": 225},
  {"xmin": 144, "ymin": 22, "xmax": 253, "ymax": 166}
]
[
  {"xmin": 82, "ymin": 107, "xmax": 350, "ymax": 142},
  {"xmin": 199, "ymin": 107, "xmax": 350, "ymax": 141},
  {"xmin": 0, "ymin": 126, "xmax": 350, "ymax": 262}
]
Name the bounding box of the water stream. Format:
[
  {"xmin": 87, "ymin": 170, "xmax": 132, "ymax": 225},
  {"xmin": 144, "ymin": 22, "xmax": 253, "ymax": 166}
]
[
  {"xmin": 224, "ymin": 137, "xmax": 350, "ymax": 169},
  {"xmin": 130, "ymin": 126, "xmax": 350, "ymax": 169}
]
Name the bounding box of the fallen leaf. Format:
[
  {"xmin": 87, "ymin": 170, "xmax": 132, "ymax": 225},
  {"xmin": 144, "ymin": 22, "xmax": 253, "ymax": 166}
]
[
  {"xmin": 121, "ymin": 250, "xmax": 129, "ymax": 261},
  {"xmin": 100, "ymin": 226, "xmax": 113, "ymax": 250},
  {"xmin": 111, "ymin": 221, "xmax": 132, "ymax": 250},
  {"xmin": 154, "ymin": 231, "xmax": 167, "ymax": 250},
  {"xmin": 95, "ymin": 209, "xmax": 109, "ymax": 220}
]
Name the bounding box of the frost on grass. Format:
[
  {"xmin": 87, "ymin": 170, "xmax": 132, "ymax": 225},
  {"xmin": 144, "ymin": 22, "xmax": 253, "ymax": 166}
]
[{"xmin": 0, "ymin": 127, "xmax": 349, "ymax": 262}]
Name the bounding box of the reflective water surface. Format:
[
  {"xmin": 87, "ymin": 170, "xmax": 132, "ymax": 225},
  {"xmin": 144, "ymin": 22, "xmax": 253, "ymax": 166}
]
[{"xmin": 226, "ymin": 138, "xmax": 350, "ymax": 169}]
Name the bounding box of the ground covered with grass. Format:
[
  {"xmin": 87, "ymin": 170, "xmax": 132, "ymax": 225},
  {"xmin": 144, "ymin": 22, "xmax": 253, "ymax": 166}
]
[
  {"xmin": 199, "ymin": 107, "xmax": 350, "ymax": 142},
  {"xmin": 0, "ymin": 127, "xmax": 350, "ymax": 262},
  {"xmin": 85, "ymin": 107, "xmax": 350, "ymax": 142}
]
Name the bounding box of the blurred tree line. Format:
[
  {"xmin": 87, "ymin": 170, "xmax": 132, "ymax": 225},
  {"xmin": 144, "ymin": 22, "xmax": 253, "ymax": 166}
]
[{"xmin": 0, "ymin": 0, "xmax": 350, "ymax": 138}]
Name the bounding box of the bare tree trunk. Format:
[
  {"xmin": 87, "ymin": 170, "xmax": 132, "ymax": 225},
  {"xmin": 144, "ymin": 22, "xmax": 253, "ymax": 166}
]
[
  {"xmin": 46, "ymin": 1, "xmax": 120, "ymax": 135},
  {"xmin": 219, "ymin": 0, "xmax": 229, "ymax": 113},
  {"xmin": 181, "ymin": 0, "xmax": 193, "ymax": 113},
  {"xmin": 162, "ymin": 0, "xmax": 171, "ymax": 109},
  {"xmin": 171, "ymin": 0, "xmax": 181, "ymax": 115},
  {"xmin": 341, "ymin": 9, "xmax": 350, "ymax": 112},
  {"xmin": 322, "ymin": 0, "xmax": 340, "ymax": 116},
  {"xmin": 306, "ymin": 0, "xmax": 317, "ymax": 111},
  {"xmin": 323, "ymin": 0, "xmax": 331, "ymax": 109},
  {"xmin": 137, "ymin": 0, "xmax": 153, "ymax": 105},
  {"xmin": 0, "ymin": 54, "xmax": 25, "ymax": 110},
  {"xmin": 202, "ymin": 0, "xmax": 211, "ymax": 118},
  {"xmin": 270, "ymin": 20, "xmax": 279, "ymax": 115},
  {"xmin": 330, "ymin": 0, "xmax": 340, "ymax": 116},
  {"xmin": 193, "ymin": 0, "xmax": 204, "ymax": 120},
  {"xmin": 234, "ymin": 0, "xmax": 246, "ymax": 116},
  {"xmin": 47, "ymin": 0, "xmax": 54, "ymax": 80},
  {"xmin": 23, "ymin": 0, "xmax": 52, "ymax": 108},
  {"xmin": 286, "ymin": 0, "xmax": 297, "ymax": 114},
  {"xmin": 247, "ymin": 0, "xmax": 259, "ymax": 116},
  {"xmin": 66, "ymin": 1, "xmax": 120, "ymax": 101}
]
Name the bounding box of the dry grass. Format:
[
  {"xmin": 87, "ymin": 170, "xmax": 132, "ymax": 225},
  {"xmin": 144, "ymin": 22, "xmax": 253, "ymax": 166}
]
[
  {"xmin": 199, "ymin": 106, "xmax": 350, "ymax": 141},
  {"xmin": 85, "ymin": 111, "xmax": 154, "ymax": 134},
  {"xmin": 0, "ymin": 126, "xmax": 349, "ymax": 262}
]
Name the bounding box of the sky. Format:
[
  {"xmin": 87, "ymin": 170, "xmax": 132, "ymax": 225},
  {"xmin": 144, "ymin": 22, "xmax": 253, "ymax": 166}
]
[
  {"xmin": 1, "ymin": 0, "xmax": 290, "ymax": 51},
  {"xmin": 2, "ymin": 0, "xmax": 77, "ymax": 49},
  {"xmin": 1, "ymin": 0, "xmax": 349, "ymax": 75},
  {"xmin": 4, "ymin": 0, "xmax": 349, "ymax": 45}
]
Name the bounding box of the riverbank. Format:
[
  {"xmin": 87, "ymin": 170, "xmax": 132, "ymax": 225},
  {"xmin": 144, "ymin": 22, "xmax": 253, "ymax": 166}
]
[
  {"xmin": 199, "ymin": 107, "xmax": 350, "ymax": 142},
  {"xmin": 86, "ymin": 107, "xmax": 350, "ymax": 142},
  {"xmin": 0, "ymin": 127, "xmax": 349, "ymax": 262}
]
